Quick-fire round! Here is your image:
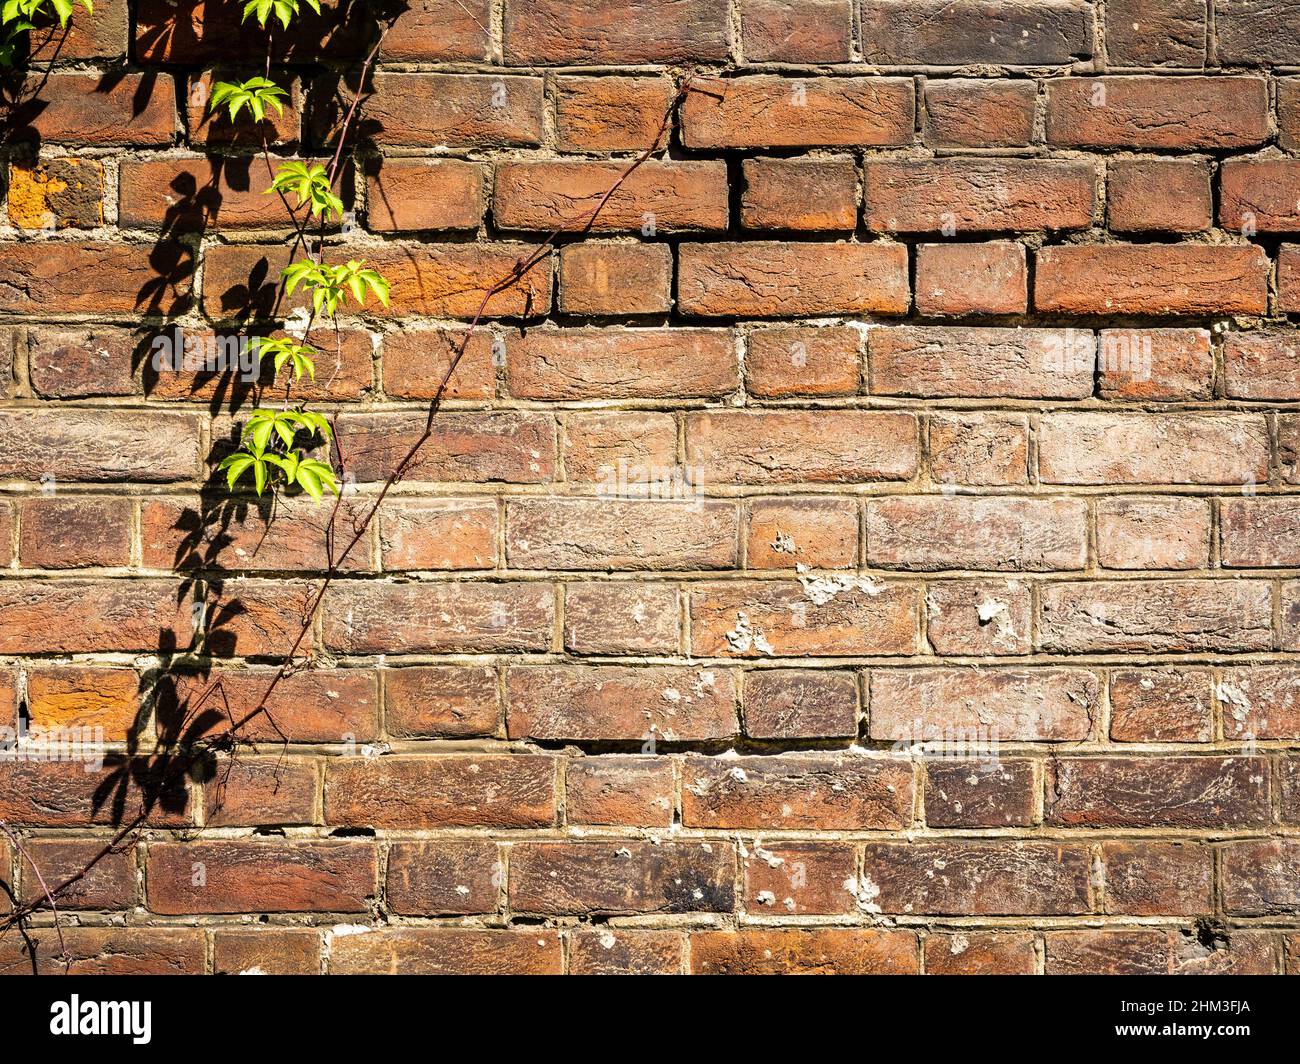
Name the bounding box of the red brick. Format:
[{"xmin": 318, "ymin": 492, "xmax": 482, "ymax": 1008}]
[
  {"xmin": 915, "ymin": 242, "xmax": 1027, "ymax": 316},
  {"xmin": 1216, "ymin": 2, "xmax": 1300, "ymax": 65},
  {"xmin": 0, "ymin": 241, "xmax": 191, "ymax": 316},
  {"xmin": 0, "ymin": 928, "xmax": 205, "ymax": 976},
  {"xmin": 925, "ymin": 759, "xmax": 1036, "ymax": 828},
  {"xmin": 865, "ymin": 159, "xmax": 1094, "ymax": 234},
  {"xmin": 0, "ymin": 758, "xmax": 190, "ymax": 828},
  {"xmin": 870, "ymin": 326, "xmax": 1090, "ymax": 399},
  {"xmin": 569, "ymin": 930, "xmax": 681, "ymax": 975},
  {"xmin": 680, "ymin": 242, "xmax": 909, "ymax": 318},
  {"xmin": 1109, "ymin": 667, "xmax": 1213, "ymax": 743},
  {"xmin": 861, "ymin": 0, "xmax": 1093, "ymax": 65},
  {"xmin": 1096, "ymin": 496, "xmax": 1211, "ymax": 570},
  {"xmin": 1224, "ymin": 330, "xmax": 1300, "ymax": 400},
  {"xmin": 923, "ymin": 79, "xmax": 1037, "ymax": 148},
  {"xmin": 691, "ymin": 929, "xmax": 918, "ymax": 975},
  {"xmin": 1224, "ymin": 499, "xmax": 1300, "ymax": 567},
  {"xmin": 745, "ymin": 326, "xmax": 861, "ymax": 398},
  {"xmin": 925, "ymin": 932, "xmax": 1037, "ymax": 975},
  {"xmin": 743, "ymin": 669, "xmax": 858, "ymax": 739},
  {"xmin": 928, "ymin": 414, "xmax": 1029, "ymax": 487},
  {"xmin": 506, "ymin": 665, "xmax": 738, "ymax": 742},
  {"xmin": 0, "ymin": 409, "xmax": 200, "ymax": 483},
  {"xmin": 1044, "ymin": 930, "xmax": 1170, "ymax": 975},
  {"xmin": 1103, "ymin": 842, "xmax": 1212, "ymax": 916},
  {"xmin": 558, "ymin": 243, "xmax": 672, "ymax": 316},
  {"xmin": 8, "ymin": 157, "xmax": 105, "ymax": 230},
  {"xmin": 387, "ymin": 841, "xmax": 501, "ymax": 916},
  {"xmin": 0, "ymin": 580, "xmax": 192, "ymax": 654},
  {"xmin": 1105, "ymin": 0, "xmax": 1206, "ymax": 67},
  {"xmin": 1223, "ymin": 841, "xmax": 1300, "ymax": 916},
  {"xmin": 19, "ymin": 497, "xmax": 131, "ymax": 568},
  {"xmin": 924, "ymin": 578, "xmax": 1033, "ymax": 656},
  {"xmin": 863, "ymin": 842, "xmax": 1091, "ymax": 916},
  {"xmin": 378, "ymin": 499, "xmax": 497, "ymax": 571},
  {"xmin": 682, "ymin": 754, "xmax": 913, "ymax": 829},
  {"xmin": 1280, "ymin": 79, "xmax": 1300, "ymax": 152},
  {"xmin": 507, "ymin": 328, "xmax": 737, "ymax": 400},
  {"xmin": 148, "ymin": 841, "xmax": 373, "ymax": 914},
  {"xmin": 1109, "ymin": 158, "xmax": 1211, "ymax": 233},
  {"xmin": 494, "ymin": 161, "xmax": 727, "ymax": 234},
  {"xmin": 27, "ymin": 0, "xmax": 128, "ymax": 60},
  {"xmin": 1046, "ymin": 77, "xmax": 1268, "ymax": 148},
  {"xmin": 5, "ymin": 72, "xmax": 175, "ymax": 145},
  {"xmin": 1217, "ymin": 665, "xmax": 1300, "ymax": 741},
  {"xmin": 1037, "ymin": 413, "xmax": 1268, "ymax": 485},
  {"xmin": 367, "ymin": 160, "xmax": 483, "ymax": 232},
  {"xmin": 20, "ymin": 839, "xmax": 135, "ymax": 910},
  {"xmin": 1035, "ymin": 244, "xmax": 1268, "ymax": 315},
  {"xmin": 870, "ymin": 667, "xmax": 1098, "ymax": 743},
  {"xmin": 563, "ymin": 582, "xmax": 681, "ymax": 655},
  {"xmin": 691, "ymin": 579, "xmax": 919, "ymax": 657},
  {"xmin": 511, "ymin": 841, "xmax": 734, "ymax": 916},
  {"xmin": 744, "ymin": 842, "xmax": 856, "ymax": 915},
  {"xmin": 334, "ymin": 411, "xmax": 554, "ymax": 484},
  {"xmin": 25, "ymin": 665, "xmax": 139, "ymax": 741},
  {"xmin": 203, "ymin": 756, "xmax": 317, "ymax": 827},
  {"xmin": 380, "ymin": 328, "xmax": 494, "ymax": 401},
  {"xmin": 686, "ymin": 410, "xmax": 917, "ymax": 484},
  {"xmin": 746, "ymin": 497, "xmax": 859, "ymax": 570},
  {"xmin": 214, "ymin": 930, "xmax": 321, "ymax": 975},
  {"xmin": 322, "ymin": 581, "xmax": 555, "ymax": 654},
  {"xmin": 554, "ymin": 76, "xmax": 676, "ymax": 152},
  {"xmin": 326, "ymin": 755, "xmax": 556, "ymax": 829},
  {"xmin": 741, "ymin": 157, "xmax": 857, "ymax": 232},
  {"xmin": 134, "ymin": 0, "xmax": 370, "ymax": 62},
  {"xmin": 565, "ymin": 757, "xmax": 675, "ymax": 826},
  {"xmin": 201, "ymin": 577, "xmax": 316, "ymax": 658},
  {"xmin": 866, "ymin": 497, "xmax": 1087, "ymax": 571},
  {"xmin": 506, "ymin": 499, "xmax": 738, "ymax": 571},
  {"xmin": 384, "ymin": 666, "xmax": 500, "ymax": 739},
  {"xmin": 329, "ymin": 929, "xmax": 561, "ymax": 975},
  {"xmin": 741, "ymin": 0, "xmax": 850, "ymax": 62},
  {"xmin": 683, "ymin": 76, "xmax": 914, "ymax": 149},
  {"xmin": 381, "ymin": 0, "xmax": 492, "ymax": 61},
  {"xmin": 24, "ymin": 325, "xmax": 139, "ymax": 398},
  {"xmin": 1039, "ymin": 580, "xmax": 1272, "ymax": 653},
  {"xmin": 1098, "ymin": 328, "xmax": 1213, "ymax": 401},
  {"xmin": 1046, "ymin": 756, "xmax": 1270, "ymax": 828},
  {"xmin": 504, "ymin": 0, "xmax": 729, "ymax": 64}
]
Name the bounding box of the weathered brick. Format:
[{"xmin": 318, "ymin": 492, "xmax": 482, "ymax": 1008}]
[
  {"xmin": 0, "ymin": 241, "xmax": 192, "ymax": 316},
  {"xmin": 1106, "ymin": 0, "xmax": 1206, "ymax": 67},
  {"xmin": 0, "ymin": 758, "xmax": 190, "ymax": 827},
  {"xmin": 203, "ymin": 756, "xmax": 318, "ymax": 827},
  {"xmin": 866, "ymin": 497, "xmax": 1088, "ymax": 571},
  {"xmin": 27, "ymin": 0, "xmax": 128, "ymax": 60},
  {"xmin": 504, "ymin": 0, "xmax": 729, "ymax": 64},
  {"xmin": 743, "ymin": 669, "xmax": 858, "ymax": 739},
  {"xmin": 1103, "ymin": 842, "xmax": 1212, "ymax": 916},
  {"xmin": 5, "ymin": 72, "xmax": 175, "ymax": 145},
  {"xmin": 1109, "ymin": 158, "xmax": 1211, "ymax": 233},
  {"xmin": 329, "ymin": 929, "xmax": 561, "ymax": 975},
  {"xmin": 507, "ymin": 665, "xmax": 737, "ymax": 741},
  {"xmin": 0, "ymin": 928, "xmax": 205, "ymax": 976},
  {"xmin": 1038, "ymin": 580, "xmax": 1272, "ymax": 653},
  {"xmin": 214, "ymin": 930, "xmax": 321, "ymax": 976},
  {"xmin": 1098, "ymin": 328, "xmax": 1213, "ymax": 401},
  {"xmin": 741, "ymin": 157, "xmax": 857, "ymax": 232},
  {"xmin": 1037, "ymin": 413, "xmax": 1268, "ymax": 485},
  {"xmin": 20, "ymin": 839, "xmax": 135, "ymax": 910},
  {"xmin": 201, "ymin": 577, "xmax": 316, "ymax": 658},
  {"xmin": 745, "ymin": 326, "xmax": 861, "ymax": 398},
  {"xmin": 187, "ymin": 70, "xmax": 300, "ymax": 148},
  {"xmin": 384, "ymin": 666, "xmax": 500, "ymax": 739},
  {"xmin": 1046, "ymin": 757, "xmax": 1270, "ymax": 828},
  {"xmin": 1224, "ymin": 330, "xmax": 1300, "ymax": 400},
  {"xmin": 377, "ymin": 499, "xmax": 497, "ymax": 572},
  {"xmin": 691, "ymin": 579, "xmax": 919, "ymax": 657},
  {"xmin": 864, "ymin": 159, "xmax": 1094, "ymax": 234},
  {"xmin": 924, "ymin": 578, "xmax": 1033, "ymax": 656},
  {"xmin": 682, "ymin": 754, "xmax": 913, "ymax": 829},
  {"xmin": 1046, "ymin": 77, "xmax": 1268, "ymax": 148},
  {"xmin": 20, "ymin": 497, "xmax": 132, "ymax": 568},
  {"xmin": 686, "ymin": 410, "xmax": 917, "ymax": 484},
  {"xmin": 1035, "ymin": 244, "xmax": 1268, "ymax": 315},
  {"xmin": 380, "ymin": 328, "xmax": 493, "ymax": 401},
  {"xmin": 495, "ymin": 161, "xmax": 727, "ymax": 233},
  {"xmin": 682, "ymin": 76, "xmax": 914, "ymax": 149},
  {"xmin": 326, "ymin": 755, "xmax": 556, "ymax": 829},
  {"xmin": 1218, "ymin": 665, "xmax": 1300, "ymax": 741},
  {"xmin": 690, "ymin": 929, "xmax": 918, "ymax": 974},
  {"xmin": 925, "ymin": 759, "xmax": 1036, "ymax": 828},
  {"xmin": 923, "ymin": 79, "xmax": 1037, "ymax": 148},
  {"xmin": 387, "ymin": 841, "xmax": 501, "ymax": 916},
  {"xmin": 870, "ymin": 326, "xmax": 1090, "ymax": 399},
  {"xmin": 744, "ymin": 842, "xmax": 856, "ymax": 915},
  {"xmin": 554, "ymin": 76, "xmax": 676, "ymax": 152},
  {"xmin": 0, "ymin": 580, "xmax": 192, "ymax": 654},
  {"xmin": 1096, "ymin": 496, "xmax": 1211, "ymax": 570},
  {"xmin": 25, "ymin": 324, "xmax": 139, "ymax": 398},
  {"xmin": 1222, "ymin": 498, "xmax": 1300, "ymax": 569},
  {"xmin": 1109, "ymin": 667, "xmax": 1213, "ymax": 743},
  {"xmin": 925, "ymin": 932, "xmax": 1037, "ymax": 975},
  {"xmin": 563, "ymin": 582, "xmax": 681, "ymax": 655},
  {"xmin": 7, "ymin": 158, "xmax": 104, "ymax": 230},
  {"xmin": 382, "ymin": 0, "xmax": 492, "ymax": 61},
  {"xmin": 0, "ymin": 409, "xmax": 199, "ymax": 484},
  {"xmin": 914, "ymin": 242, "xmax": 1027, "ymax": 317},
  {"xmin": 322, "ymin": 581, "xmax": 555, "ymax": 654},
  {"xmin": 25, "ymin": 665, "xmax": 139, "ymax": 741},
  {"xmin": 507, "ymin": 328, "xmax": 736, "ymax": 400},
  {"xmin": 367, "ymin": 159, "xmax": 484, "ymax": 232},
  {"xmin": 928, "ymin": 414, "xmax": 1029, "ymax": 487},
  {"xmin": 1214, "ymin": 0, "xmax": 1300, "ymax": 65},
  {"xmin": 746, "ymin": 497, "xmax": 858, "ymax": 570},
  {"xmin": 1044, "ymin": 930, "xmax": 1170, "ymax": 975},
  {"xmin": 679, "ymin": 242, "xmax": 910, "ymax": 318},
  {"xmin": 135, "ymin": 0, "xmax": 370, "ymax": 62},
  {"xmin": 569, "ymin": 930, "xmax": 682, "ymax": 975},
  {"xmin": 863, "ymin": 842, "xmax": 1091, "ymax": 915},
  {"xmin": 565, "ymin": 757, "xmax": 675, "ymax": 826},
  {"xmin": 558, "ymin": 243, "xmax": 672, "ymax": 316},
  {"xmin": 870, "ymin": 667, "xmax": 1098, "ymax": 743},
  {"xmin": 861, "ymin": 0, "xmax": 1093, "ymax": 66},
  {"xmin": 511, "ymin": 841, "xmax": 734, "ymax": 915},
  {"xmin": 1223, "ymin": 841, "xmax": 1300, "ymax": 917}
]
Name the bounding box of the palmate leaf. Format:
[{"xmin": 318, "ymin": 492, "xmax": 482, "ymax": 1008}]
[
  {"xmin": 280, "ymin": 258, "xmax": 392, "ymax": 320},
  {"xmin": 241, "ymin": 0, "xmax": 315, "ymax": 29},
  {"xmin": 209, "ymin": 76, "xmax": 287, "ymax": 124},
  {"xmin": 256, "ymin": 337, "xmax": 317, "ymax": 383},
  {"xmin": 267, "ymin": 161, "xmax": 344, "ymax": 221}
]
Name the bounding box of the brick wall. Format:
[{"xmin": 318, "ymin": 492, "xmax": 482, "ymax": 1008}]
[{"xmin": 0, "ymin": 0, "xmax": 1299, "ymax": 975}]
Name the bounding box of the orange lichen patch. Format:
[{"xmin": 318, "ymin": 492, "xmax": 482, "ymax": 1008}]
[{"xmin": 7, "ymin": 159, "xmax": 105, "ymax": 229}]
